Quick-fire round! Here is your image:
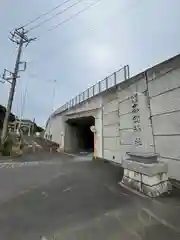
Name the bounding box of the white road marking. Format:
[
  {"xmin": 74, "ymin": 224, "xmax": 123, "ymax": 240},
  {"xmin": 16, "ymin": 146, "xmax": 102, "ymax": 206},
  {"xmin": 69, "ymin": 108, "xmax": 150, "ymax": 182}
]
[
  {"xmin": 0, "ymin": 161, "xmax": 62, "ymax": 169},
  {"xmin": 62, "ymin": 186, "xmax": 72, "ymax": 192},
  {"xmin": 19, "ymin": 189, "xmax": 30, "ymax": 195},
  {"xmin": 62, "ymin": 152, "xmax": 77, "ymax": 157}
]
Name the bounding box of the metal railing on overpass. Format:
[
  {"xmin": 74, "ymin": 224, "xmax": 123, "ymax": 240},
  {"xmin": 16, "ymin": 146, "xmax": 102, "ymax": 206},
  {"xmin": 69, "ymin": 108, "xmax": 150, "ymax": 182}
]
[{"xmin": 51, "ymin": 65, "xmax": 130, "ymax": 118}]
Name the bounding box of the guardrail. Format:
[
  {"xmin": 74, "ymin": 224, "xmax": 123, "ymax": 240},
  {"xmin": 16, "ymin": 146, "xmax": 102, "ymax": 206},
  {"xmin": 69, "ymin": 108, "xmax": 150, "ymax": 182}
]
[{"xmin": 52, "ymin": 65, "xmax": 129, "ymax": 118}]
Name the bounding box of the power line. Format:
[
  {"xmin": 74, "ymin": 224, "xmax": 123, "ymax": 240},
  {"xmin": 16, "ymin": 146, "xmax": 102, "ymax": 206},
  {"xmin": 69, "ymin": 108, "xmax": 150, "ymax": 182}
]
[
  {"xmin": 26, "ymin": 0, "xmax": 102, "ymax": 64},
  {"xmin": 26, "ymin": 0, "xmax": 142, "ymax": 66},
  {"xmin": 47, "ymin": 0, "xmax": 101, "ymax": 32},
  {"xmin": 22, "ymin": 0, "xmax": 74, "ymax": 28},
  {"xmin": 28, "ymin": 0, "xmax": 85, "ymax": 32}
]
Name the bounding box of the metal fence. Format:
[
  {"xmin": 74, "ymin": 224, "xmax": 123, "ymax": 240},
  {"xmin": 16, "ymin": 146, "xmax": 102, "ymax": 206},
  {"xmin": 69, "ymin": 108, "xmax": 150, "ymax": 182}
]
[{"xmin": 52, "ymin": 65, "xmax": 130, "ymax": 117}]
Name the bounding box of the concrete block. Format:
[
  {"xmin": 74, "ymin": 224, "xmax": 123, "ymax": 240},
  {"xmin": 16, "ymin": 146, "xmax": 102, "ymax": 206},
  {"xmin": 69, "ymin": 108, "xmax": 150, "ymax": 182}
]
[
  {"xmin": 118, "ymin": 83, "xmax": 137, "ymax": 102},
  {"xmin": 155, "ymin": 135, "xmax": 180, "ymax": 160},
  {"xmin": 152, "ymin": 111, "xmax": 180, "ymax": 135},
  {"xmin": 150, "ymin": 87, "xmax": 180, "ymax": 115},
  {"xmin": 119, "ymin": 114, "xmax": 133, "ymax": 129},
  {"xmin": 122, "ymin": 169, "xmax": 171, "ymax": 197},
  {"xmin": 119, "ymin": 129, "xmax": 134, "ymax": 145},
  {"xmin": 141, "ymin": 181, "xmax": 171, "ymax": 197},
  {"xmin": 121, "ymin": 159, "xmax": 168, "ymax": 176},
  {"xmin": 121, "ymin": 176, "xmax": 142, "ymax": 192},
  {"xmin": 119, "ymin": 99, "xmax": 132, "ymax": 115},
  {"xmin": 103, "ymin": 125, "xmax": 119, "ymax": 137},
  {"xmin": 103, "ymin": 111, "xmax": 119, "ymax": 126},
  {"xmin": 103, "ymin": 100, "xmax": 118, "ymax": 114},
  {"xmin": 147, "ymin": 57, "xmax": 180, "ymax": 82},
  {"xmin": 124, "ymin": 169, "xmax": 141, "ymax": 181},
  {"xmin": 148, "ymin": 68, "xmax": 180, "ymax": 97},
  {"xmin": 129, "ymin": 144, "xmax": 154, "ymax": 154},
  {"xmin": 142, "ymin": 173, "xmax": 168, "ymax": 186},
  {"xmin": 127, "ymin": 152, "xmax": 158, "ymax": 163},
  {"xmin": 104, "ymin": 137, "xmax": 120, "ymax": 151}
]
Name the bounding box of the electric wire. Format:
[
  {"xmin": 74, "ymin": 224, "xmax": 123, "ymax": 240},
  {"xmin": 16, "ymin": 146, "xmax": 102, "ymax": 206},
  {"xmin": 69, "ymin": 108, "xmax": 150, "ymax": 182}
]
[
  {"xmin": 47, "ymin": 0, "xmax": 101, "ymax": 32},
  {"xmin": 26, "ymin": 0, "xmax": 142, "ymax": 66},
  {"xmin": 22, "ymin": 0, "xmax": 74, "ymax": 28},
  {"xmin": 28, "ymin": 0, "xmax": 86, "ymax": 32}
]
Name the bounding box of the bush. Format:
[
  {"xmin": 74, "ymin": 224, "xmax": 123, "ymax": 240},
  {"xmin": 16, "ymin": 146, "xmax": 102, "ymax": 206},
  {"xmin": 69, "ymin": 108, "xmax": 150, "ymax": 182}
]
[{"xmin": 1, "ymin": 135, "xmax": 13, "ymax": 156}]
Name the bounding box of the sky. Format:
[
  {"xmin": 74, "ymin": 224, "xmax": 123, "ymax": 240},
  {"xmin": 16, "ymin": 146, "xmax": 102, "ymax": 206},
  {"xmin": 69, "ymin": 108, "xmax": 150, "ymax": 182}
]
[{"xmin": 0, "ymin": 0, "xmax": 180, "ymax": 127}]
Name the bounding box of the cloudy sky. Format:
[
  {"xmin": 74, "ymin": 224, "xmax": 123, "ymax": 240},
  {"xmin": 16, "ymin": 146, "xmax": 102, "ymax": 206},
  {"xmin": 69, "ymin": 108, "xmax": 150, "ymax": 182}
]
[{"xmin": 0, "ymin": 0, "xmax": 180, "ymax": 126}]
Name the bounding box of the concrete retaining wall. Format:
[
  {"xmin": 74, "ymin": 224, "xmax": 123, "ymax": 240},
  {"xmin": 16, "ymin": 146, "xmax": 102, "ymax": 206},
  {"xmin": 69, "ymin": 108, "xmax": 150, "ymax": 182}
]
[
  {"xmin": 148, "ymin": 61, "xmax": 180, "ymax": 180},
  {"xmin": 45, "ymin": 54, "xmax": 180, "ymax": 181}
]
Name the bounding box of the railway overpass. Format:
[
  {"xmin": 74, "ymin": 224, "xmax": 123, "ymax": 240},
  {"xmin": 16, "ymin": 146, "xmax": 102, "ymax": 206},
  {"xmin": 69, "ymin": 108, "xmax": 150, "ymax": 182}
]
[{"xmin": 45, "ymin": 54, "xmax": 180, "ymax": 182}]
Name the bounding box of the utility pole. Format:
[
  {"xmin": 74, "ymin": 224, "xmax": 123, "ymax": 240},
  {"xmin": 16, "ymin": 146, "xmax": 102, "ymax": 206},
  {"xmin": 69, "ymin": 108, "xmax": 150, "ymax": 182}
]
[{"xmin": 1, "ymin": 27, "xmax": 36, "ymax": 145}]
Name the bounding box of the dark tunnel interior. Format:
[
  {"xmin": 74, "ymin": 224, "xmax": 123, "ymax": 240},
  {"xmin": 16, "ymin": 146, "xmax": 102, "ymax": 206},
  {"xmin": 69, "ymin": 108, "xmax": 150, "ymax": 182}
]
[{"xmin": 65, "ymin": 116, "xmax": 95, "ymax": 153}]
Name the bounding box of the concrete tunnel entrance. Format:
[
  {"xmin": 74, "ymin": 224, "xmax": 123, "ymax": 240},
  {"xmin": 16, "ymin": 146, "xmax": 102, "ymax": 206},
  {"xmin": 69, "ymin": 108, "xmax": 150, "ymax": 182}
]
[{"xmin": 65, "ymin": 116, "xmax": 95, "ymax": 154}]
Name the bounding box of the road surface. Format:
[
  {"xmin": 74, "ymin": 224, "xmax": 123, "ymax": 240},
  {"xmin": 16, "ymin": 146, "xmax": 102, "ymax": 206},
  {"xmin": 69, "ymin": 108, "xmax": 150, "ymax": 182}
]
[{"xmin": 0, "ymin": 152, "xmax": 180, "ymax": 240}]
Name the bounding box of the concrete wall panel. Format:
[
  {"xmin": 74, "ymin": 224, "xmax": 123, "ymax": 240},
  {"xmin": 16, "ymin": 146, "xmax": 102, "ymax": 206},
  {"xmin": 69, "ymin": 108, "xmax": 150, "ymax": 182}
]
[
  {"xmin": 159, "ymin": 157, "xmax": 180, "ymax": 181},
  {"xmin": 103, "ymin": 100, "xmax": 118, "ymax": 114},
  {"xmin": 148, "ymin": 68, "xmax": 180, "ymax": 97},
  {"xmin": 103, "ymin": 90, "xmax": 118, "ymax": 104},
  {"xmin": 104, "ymin": 137, "xmax": 120, "ymax": 151},
  {"xmin": 118, "ymin": 83, "xmax": 137, "ymax": 102},
  {"xmin": 119, "ymin": 129, "xmax": 134, "ymax": 145},
  {"xmin": 119, "ymin": 114, "xmax": 133, "ymax": 130},
  {"xmin": 103, "ymin": 125, "xmax": 119, "ymax": 137},
  {"xmin": 46, "ymin": 115, "xmax": 65, "ymax": 147},
  {"xmin": 147, "ymin": 56, "xmax": 180, "ymax": 82},
  {"xmin": 119, "ymin": 99, "xmax": 132, "ymax": 116},
  {"xmin": 152, "ymin": 111, "xmax": 180, "ymax": 135},
  {"xmin": 155, "ymin": 135, "xmax": 180, "ymax": 160},
  {"xmin": 103, "ymin": 111, "xmax": 119, "ymax": 126},
  {"xmin": 150, "ymin": 88, "xmax": 180, "ymax": 115}
]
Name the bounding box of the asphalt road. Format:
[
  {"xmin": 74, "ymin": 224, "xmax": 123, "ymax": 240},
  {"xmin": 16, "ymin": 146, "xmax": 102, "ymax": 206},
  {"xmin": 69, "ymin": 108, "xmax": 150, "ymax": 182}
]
[{"xmin": 0, "ymin": 153, "xmax": 180, "ymax": 240}]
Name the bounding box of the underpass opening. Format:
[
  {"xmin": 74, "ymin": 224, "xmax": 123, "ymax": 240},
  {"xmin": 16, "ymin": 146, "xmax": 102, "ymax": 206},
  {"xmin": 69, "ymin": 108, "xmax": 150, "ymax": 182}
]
[{"xmin": 65, "ymin": 116, "xmax": 95, "ymax": 154}]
